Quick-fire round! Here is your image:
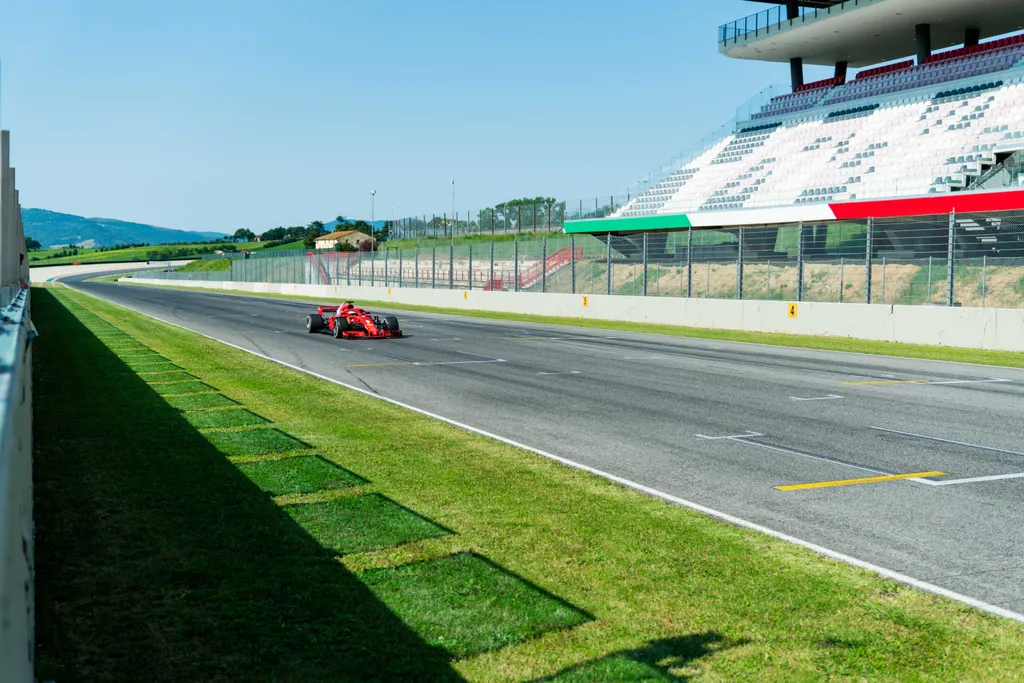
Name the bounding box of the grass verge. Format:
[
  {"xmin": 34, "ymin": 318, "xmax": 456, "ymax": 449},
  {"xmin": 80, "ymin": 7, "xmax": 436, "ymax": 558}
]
[
  {"xmin": 33, "ymin": 284, "xmax": 1024, "ymax": 681},
  {"xmin": 125, "ymin": 281, "xmax": 1024, "ymax": 368}
]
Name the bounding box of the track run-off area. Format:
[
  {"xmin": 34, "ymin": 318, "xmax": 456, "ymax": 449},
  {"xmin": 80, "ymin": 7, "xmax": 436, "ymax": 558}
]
[{"xmin": 66, "ymin": 274, "xmax": 1024, "ymax": 619}]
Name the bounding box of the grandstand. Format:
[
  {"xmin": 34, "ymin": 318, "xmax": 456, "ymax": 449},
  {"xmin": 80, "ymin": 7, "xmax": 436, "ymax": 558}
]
[{"xmin": 570, "ymin": 0, "xmax": 1024, "ymax": 255}]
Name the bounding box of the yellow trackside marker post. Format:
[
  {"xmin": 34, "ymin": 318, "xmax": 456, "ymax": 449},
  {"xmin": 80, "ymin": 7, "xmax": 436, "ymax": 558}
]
[
  {"xmin": 841, "ymin": 379, "xmax": 929, "ymax": 386},
  {"xmin": 464, "ymin": 291, "xmax": 468, "ymax": 300},
  {"xmin": 788, "ymin": 303, "xmax": 798, "ymax": 318},
  {"xmin": 775, "ymin": 471, "xmax": 945, "ymax": 491},
  {"xmin": 582, "ymin": 295, "xmax": 589, "ymax": 308},
  {"xmin": 388, "ymin": 288, "xmax": 392, "ymax": 296}
]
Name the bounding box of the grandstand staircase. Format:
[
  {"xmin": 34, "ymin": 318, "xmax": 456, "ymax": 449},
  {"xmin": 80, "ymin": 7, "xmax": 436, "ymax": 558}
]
[
  {"xmin": 965, "ymin": 149, "xmax": 1024, "ymax": 190},
  {"xmin": 519, "ymin": 246, "xmax": 583, "ymax": 291},
  {"xmin": 955, "ymin": 215, "xmax": 1022, "ymax": 256},
  {"xmin": 594, "ymin": 233, "xmax": 670, "ymax": 261}
]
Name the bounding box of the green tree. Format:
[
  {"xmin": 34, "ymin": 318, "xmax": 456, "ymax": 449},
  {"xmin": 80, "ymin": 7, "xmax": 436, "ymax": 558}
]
[
  {"xmin": 25, "ymin": 236, "xmax": 41, "ymax": 250},
  {"xmin": 232, "ymin": 228, "xmax": 256, "ymax": 242},
  {"xmin": 303, "ymin": 221, "xmax": 327, "ymax": 249},
  {"xmin": 261, "ymin": 226, "xmax": 288, "ymax": 241}
]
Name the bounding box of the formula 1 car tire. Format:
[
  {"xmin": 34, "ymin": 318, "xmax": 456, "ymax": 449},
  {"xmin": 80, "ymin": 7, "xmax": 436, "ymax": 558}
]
[
  {"xmin": 333, "ymin": 318, "xmax": 348, "ymax": 338},
  {"xmin": 384, "ymin": 315, "xmax": 400, "ymax": 333},
  {"xmin": 306, "ymin": 314, "xmax": 323, "ymax": 333}
]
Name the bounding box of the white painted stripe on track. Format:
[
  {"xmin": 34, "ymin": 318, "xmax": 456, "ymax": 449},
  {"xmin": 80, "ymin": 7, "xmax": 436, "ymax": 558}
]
[
  {"xmin": 69, "ymin": 283, "xmax": 1024, "ymax": 624},
  {"xmin": 870, "ymin": 426, "xmax": 1024, "ymax": 458}
]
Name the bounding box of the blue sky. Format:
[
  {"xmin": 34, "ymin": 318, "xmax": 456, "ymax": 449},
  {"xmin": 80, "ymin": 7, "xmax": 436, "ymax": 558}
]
[{"xmin": 0, "ymin": 0, "xmax": 834, "ymax": 233}]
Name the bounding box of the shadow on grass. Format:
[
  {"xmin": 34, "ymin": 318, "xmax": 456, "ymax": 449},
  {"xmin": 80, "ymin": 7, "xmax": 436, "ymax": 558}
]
[
  {"xmin": 535, "ymin": 633, "xmax": 731, "ymax": 682},
  {"xmin": 32, "ymin": 288, "xmax": 463, "ymax": 682}
]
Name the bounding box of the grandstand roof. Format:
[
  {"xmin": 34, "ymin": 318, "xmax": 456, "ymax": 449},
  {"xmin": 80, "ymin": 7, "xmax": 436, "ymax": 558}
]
[{"xmin": 721, "ymin": 0, "xmax": 1024, "ymax": 68}]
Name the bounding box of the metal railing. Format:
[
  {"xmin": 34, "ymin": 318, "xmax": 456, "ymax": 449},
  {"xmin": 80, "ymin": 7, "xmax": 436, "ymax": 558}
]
[
  {"xmin": 141, "ymin": 209, "xmax": 1024, "ymax": 310},
  {"xmin": 719, "ymin": 1, "xmax": 866, "ymax": 46}
]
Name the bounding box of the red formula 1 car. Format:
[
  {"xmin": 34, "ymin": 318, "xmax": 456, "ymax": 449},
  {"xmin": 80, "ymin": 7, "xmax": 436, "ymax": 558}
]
[{"xmin": 305, "ymin": 301, "xmax": 403, "ymax": 339}]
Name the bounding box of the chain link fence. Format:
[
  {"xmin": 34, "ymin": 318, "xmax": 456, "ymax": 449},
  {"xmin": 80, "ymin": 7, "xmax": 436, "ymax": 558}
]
[{"xmin": 141, "ymin": 209, "xmax": 1024, "ymax": 309}]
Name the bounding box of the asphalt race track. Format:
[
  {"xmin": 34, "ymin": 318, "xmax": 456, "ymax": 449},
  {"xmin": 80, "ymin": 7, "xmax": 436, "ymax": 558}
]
[{"xmin": 65, "ymin": 275, "xmax": 1024, "ymax": 618}]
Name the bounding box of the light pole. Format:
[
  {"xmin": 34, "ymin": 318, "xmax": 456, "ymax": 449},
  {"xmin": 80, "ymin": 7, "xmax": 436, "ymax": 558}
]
[
  {"xmin": 370, "ymin": 189, "xmax": 376, "ymax": 243},
  {"xmin": 451, "ymin": 178, "xmax": 455, "ymax": 247}
]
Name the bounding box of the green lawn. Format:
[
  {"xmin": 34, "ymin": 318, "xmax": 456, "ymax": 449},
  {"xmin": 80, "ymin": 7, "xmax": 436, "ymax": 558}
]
[
  {"xmin": 32, "ymin": 284, "xmax": 1024, "ymax": 682},
  {"xmin": 384, "ymin": 229, "xmax": 564, "ymax": 251},
  {"xmin": 176, "ymin": 257, "xmax": 232, "ymax": 272},
  {"xmin": 29, "ymin": 239, "xmax": 294, "ymax": 266}
]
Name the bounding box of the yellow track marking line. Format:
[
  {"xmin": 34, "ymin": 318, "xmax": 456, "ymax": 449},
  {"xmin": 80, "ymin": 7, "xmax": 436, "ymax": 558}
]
[
  {"xmin": 503, "ymin": 336, "xmax": 558, "ymax": 341},
  {"xmin": 347, "ymin": 359, "xmax": 506, "ymax": 368},
  {"xmin": 841, "ymin": 379, "xmax": 929, "ymax": 386},
  {"xmin": 776, "ymin": 471, "xmax": 946, "ymax": 491},
  {"xmin": 347, "ymin": 361, "xmax": 415, "ymax": 368}
]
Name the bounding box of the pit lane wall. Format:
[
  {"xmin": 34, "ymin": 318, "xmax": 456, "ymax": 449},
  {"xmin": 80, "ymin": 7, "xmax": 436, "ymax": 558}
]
[{"xmin": 126, "ymin": 278, "xmax": 1024, "ymax": 352}]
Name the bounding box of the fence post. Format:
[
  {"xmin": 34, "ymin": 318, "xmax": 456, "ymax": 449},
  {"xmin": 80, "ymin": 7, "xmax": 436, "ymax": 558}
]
[
  {"xmin": 642, "ymin": 232, "xmax": 649, "ymax": 296},
  {"xmin": 686, "ymin": 228, "xmax": 693, "ymax": 297},
  {"xmin": 707, "ymin": 261, "xmax": 712, "ymax": 297},
  {"xmin": 449, "ymin": 244, "xmax": 454, "ymax": 289},
  {"xmin": 414, "ymin": 247, "xmax": 420, "ymax": 288},
  {"xmin": 432, "ymin": 247, "xmax": 436, "ymax": 289},
  {"xmin": 547, "ymin": 200, "xmax": 552, "ymax": 230},
  {"xmin": 767, "ymin": 260, "xmax": 772, "ymax": 298},
  {"xmin": 881, "ymin": 256, "xmax": 887, "ymax": 303},
  {"xmin": 514, "ymin": 239, "xmax": 520, "ymax": 292},
  {"xmin": 468, "ymin": 244, "xmax": 473, "ymax": 290},
  {"xmin": 384, "ymin": 247, "xmax": 389, "ymax": 287},
  {"xmin": 533, "ymin": 202, "xmax": 537, "ymax": 234},
  {"xmin": 568, "ymin": 235, "xmax": 577, "ymax": 294},
  {"xmin": 346, "ymin": 253, "xmax": 351, "ymax": 285},
  {"xmin": 399, "ymin": 248, "xmax": 403, "ymax": 287},
  {"xmin": 839, "ymin": 256, "xmax": 845, "ymax": 303},
  {"xmin": 947, "ymin": 210, "xmax": 955, "ymax": 307},
  {"xmin": 489, "ymin": 242, "xmax": 495, "ymax": 290},
  {"xmin": 606, "ymin": 234, "xmax": 612, "ymax": 296},
  {"xmin": 736, "ymin": 227, "xmax": 744, "ymax": 300},
  {"xmin": 371, "ymin": 245, "xmax": 376, "ymax": 287},
  {"xmin": 542, "ymin": 238, "xmax": 548, "ymax": 293},
  {"xmin": 517, "ymin": 206, "xmax": 522, "ymax": 235},
  {"xmin": 926, "ymin": 256, "xmax": 933, "ymax": 303},
  {"xmin": 865, "ymin": 217, "xmax": 873, "ymax": 304},
  {"xmin": 796, "ymin": 221, "xmax": 805, "ymax": 302},
  {"xmin": 491, "ymin": 209, "xmax": 495, "ymax": 235},
  {"xmin": 981, "ymin": 254, "xmax": 987, "ymax": 307}
]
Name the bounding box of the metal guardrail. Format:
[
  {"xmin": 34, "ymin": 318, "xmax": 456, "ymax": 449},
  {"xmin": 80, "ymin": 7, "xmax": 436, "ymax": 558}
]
[{"xmin": 0, "ymin": 289, "xmax": 33, "ymax": 681}]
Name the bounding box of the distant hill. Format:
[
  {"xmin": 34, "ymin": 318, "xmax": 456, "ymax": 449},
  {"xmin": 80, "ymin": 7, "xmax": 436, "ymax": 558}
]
[{"xmin": 23, "ymin": 209, "xmax": 227, "ymax": 248}]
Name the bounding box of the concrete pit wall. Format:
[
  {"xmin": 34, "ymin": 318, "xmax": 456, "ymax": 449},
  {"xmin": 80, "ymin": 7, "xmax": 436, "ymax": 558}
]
[{"xmin": 126, "ymin": 277, "xmax": 1024, "ymax": 353}]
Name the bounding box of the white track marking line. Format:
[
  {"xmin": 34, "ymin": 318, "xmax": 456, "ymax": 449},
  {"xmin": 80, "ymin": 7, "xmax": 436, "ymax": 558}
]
[
  {"xmin": 870, "ymin": 427, "xmax": 1024, "ymax": 458},
  {"xmin": 729, "ymin": 437, "xmax": 892, "ymax": 477},
  {"xmin": 538, "ymin": 370, "xmax": 581, "ymax": 376},
  {"xmin": 929, "ymin": 472, "xmax": 1024, "ymax": 486},
  {"xmin": 790, "ymin": 395, "xmax": 844, "ymax": 401},
  {"xmin": 695, "ymin": 432, "xmax": 765, "ymax": 440},
  {"xmin": 924, "ymin": 378, "xmax": 1012, "ymax": 386},
  {"xmin": 68, "ymin": 285, "xmax": 1024, "ymax": 624}
]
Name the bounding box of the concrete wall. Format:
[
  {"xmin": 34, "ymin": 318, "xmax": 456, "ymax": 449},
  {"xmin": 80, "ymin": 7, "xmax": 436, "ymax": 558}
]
[
  {"xmin": 30, "ymin": 261, "xmax": 192, "ymax": 282},
  {"xmin": 127, "ymin": 277, "xmax": 1024, "ymax": 353}
]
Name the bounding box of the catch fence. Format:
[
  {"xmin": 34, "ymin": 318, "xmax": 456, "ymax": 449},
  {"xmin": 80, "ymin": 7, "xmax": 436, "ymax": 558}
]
[{"xmin": 142, "ymin": 210, "xmax": 1024, "ymax": 309}]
